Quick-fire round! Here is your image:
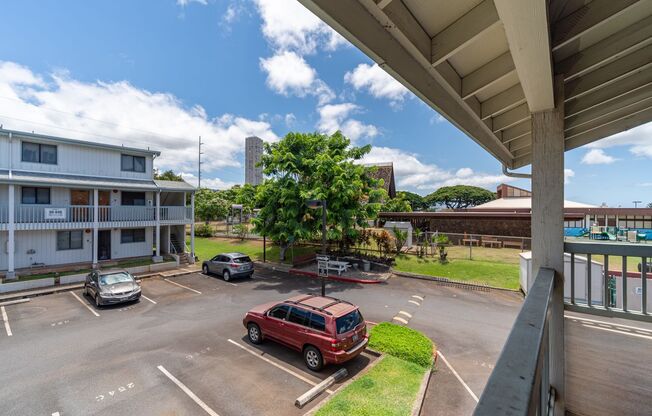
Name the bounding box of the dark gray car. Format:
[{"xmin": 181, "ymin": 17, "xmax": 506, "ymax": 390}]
[
  {"xmin": 84, "ymin": 270, "xmax": 141, "ymax": 307},
  {"xmin": 202, "ymin": 252, "xmax": 254, "ymax": 281}
]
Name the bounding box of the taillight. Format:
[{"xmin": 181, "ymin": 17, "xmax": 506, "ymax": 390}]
[
  {"xmin": 230, "ymin": 263, "xmax": 240, "ymax": 268},
  {"xmin": 329, "ymin": 339, "xmax": 344, "ymax": 351}
]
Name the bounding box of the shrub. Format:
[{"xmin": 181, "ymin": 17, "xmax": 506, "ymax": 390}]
[
  {"xmin": 233, "ymin": 223, "xmax": 248, "ymax": 240},
  {"xmin": 195, "ymin": 223, "xmax": 214, "ymax": 238},
  {"xmin": 368, "ymin": 322, "xmax": 434, "ymax": 368}
]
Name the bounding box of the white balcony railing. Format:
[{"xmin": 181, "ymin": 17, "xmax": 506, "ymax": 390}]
[{"xmin": 1, "ymin": 205, "xmax": 191, "ymax": 224}]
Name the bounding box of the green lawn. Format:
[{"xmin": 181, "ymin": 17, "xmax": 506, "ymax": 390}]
[
  {"xmin": 393, "ymin": 254, "xmax": 520, "ymax": 290},
  {"xmin": 192, "ymin": 237, "xmax": 317, "ymax": 265}
]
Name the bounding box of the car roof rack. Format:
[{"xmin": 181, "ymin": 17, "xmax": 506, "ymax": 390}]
[{"xmin": 285, "ymin": 294, "xmax": 354, "ymax": 315}]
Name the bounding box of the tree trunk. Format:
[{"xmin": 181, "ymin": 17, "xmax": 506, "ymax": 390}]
[{"xmin": 279, "ymin": 243, "xmax": 289, "ymax": 262}]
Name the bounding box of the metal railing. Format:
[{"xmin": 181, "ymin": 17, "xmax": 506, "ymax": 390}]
[
  {"xmin": 4, "ymin": 205, "xmax": 191, "ymax": 224},
  {"xmin": 15, "ymin": 205, "xmax": 93, "ymax": 224},
  {"xmin": 474, "ymin": 268, "xmax": 556, "ymax": 416},
  {"xmin": 564, "ymin": 241, "xmax": 651, "ymax": 322},
  {"xmin": 160, "ymin": 206, "xmax": 193, "ymax": 221},
  {"xmin": 0, "ymin": 206, "xmax": 8, "ymax": 223}
]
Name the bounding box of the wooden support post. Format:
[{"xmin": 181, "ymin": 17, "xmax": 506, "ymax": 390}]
[{"xmin": 531, "ymin": 75, "xmax": 565, "ymax": 414}]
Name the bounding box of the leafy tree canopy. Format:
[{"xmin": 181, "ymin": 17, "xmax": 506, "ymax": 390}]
[
  {"xmin": 381, "ymin": 194, "xmax": 413, "ymax": 213},
  {"xmin": 396, "ymin": 191, "xmax": 428, "ymax": 211},
  {"xmin": 253, "ymin": 131, "xmax": 385, "ymax": 259},
  {"xmin": 154, "ymin": 169, "xmax": 183, "ymax": 181},
  {"xmin": 194, "ymin": 188, "xmax": 229, "ymax": 222},
  {"xmin": 425, "ymin": 185, "xmax": 495, "ymax": 209}
]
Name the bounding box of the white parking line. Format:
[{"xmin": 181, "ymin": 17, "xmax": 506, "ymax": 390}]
[
  {"xmin": 398, "ymin": 310, "xmax": 412, "ymax": 318},
  {"xmin": 227, "ymin": 339, "xmax": 334, "ymax": 394},
  {"xmin": 565, "ymin": 314, "xmax": 652, "ymax": 333},
  {"xmin": 438, "ymin": 351, "xmax": 479, "ymax": 403},
  {"xmin": 70, "ymin": 292, "xmax": 100, "ymax": 317},
  {"xmin": 392, "ymin": 316, "xmax": 409, "ymax": 325},
  {"xmin": 141, "ymin": 295, "xmax": 157, "ymax": 304},
  {"xmin": 580, "ymin": 323, "xmax": 652, "ymax": 340},
  {"xmin": 412, "ymin": 295, "xmax": 424, "ymax": 301},
  {"xmin": 52, "ymin": 412, "xmax": 60, "ymax": 416},
  {"xmin": 157, "ymin": 365, "xmax": 220, "ymax": 416},
  {"xmin": 1, "ymin": 306, "xmax": 12, "ymax": 337},
  {"xmin": 163, "ymin": 278, "xmax": 202, "ymax": 294},
  {"xmin": 408, "ymin": 300, "xmax": 421, "ymax": 306}
]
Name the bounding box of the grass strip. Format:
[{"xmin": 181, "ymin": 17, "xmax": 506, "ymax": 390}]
[{"xmin": 368, "ymin": 322, "xmax": 434, "ymax": 368}]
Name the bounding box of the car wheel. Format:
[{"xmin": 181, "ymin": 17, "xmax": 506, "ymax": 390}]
[
  {"xmin": 223, "ymin": 270, "xmax": 231, "ymax": 282},
  {"xmin": 304, "ymin": 346, "xmax": 323, "ymax": 371},
  {"xmin": 247, "ymin": 323, "xmax": 262, "ymax": 344},
  {"xmin": 202, "ymin": 264, "xmax": 209, "ymax": 275},
  {"xmin": 95, "ymin": 295, "xmax": 101, "ymax": 308}
]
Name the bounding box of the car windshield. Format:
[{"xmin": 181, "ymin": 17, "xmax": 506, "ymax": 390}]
[
  {"xmin": 232, "ymin": 256, "xmax": 252, "ymax": 263},
  {"xmin": 99, "ymin": 272, "xmax": 133, "ymax": 286},
  {"xmin": 336, "ymin": 310, "xmax": 363, "ymax": 334}
]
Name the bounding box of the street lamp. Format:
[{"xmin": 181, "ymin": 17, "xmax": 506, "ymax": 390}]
[
  {"xmin": 307, "ymin": 199, "xmax": 327, "ymax": 296},
  {"xmin": 633, "ymin": 200, "xmax": 642, "ymax": 208}
]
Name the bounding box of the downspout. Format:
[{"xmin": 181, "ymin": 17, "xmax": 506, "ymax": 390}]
[
  {"xmin": 8, "ymin": 131, "xmax": 13, "ymax": 179},
  {"xmin": 502, "ymin": 164, "xmax": 532, "ymax": 179}
]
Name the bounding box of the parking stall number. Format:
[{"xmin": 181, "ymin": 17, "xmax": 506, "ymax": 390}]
[
  {"xmin": 185, "ymin": 346, "xmax": 211, "ymax": 360},
  {"xmin": 50, "ymin": 320, "xmax": 71, "ymax": 327},
  {"xmin": 95, "ymin": 383, "xmax": 135, "ymax": 402}
]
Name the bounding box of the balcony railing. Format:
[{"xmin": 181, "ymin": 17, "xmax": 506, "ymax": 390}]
[
  {"xmin": 474, "ymin": 267, "xmax": 556, "ymax": 416},
  {"xmin": 0, "ymin": 205, "xmax": 192, "ymax": 224}
]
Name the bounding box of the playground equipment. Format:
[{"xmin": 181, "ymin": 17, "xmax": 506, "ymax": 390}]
[{"xmin": 589, "ymin": 226, "xmax": 616, "ymax": 241}]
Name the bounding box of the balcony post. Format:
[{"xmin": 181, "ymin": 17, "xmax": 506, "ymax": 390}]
[
  {"xmin": 153, "ymin": 191, "xmax": 162, "ymax": 262},
  {"xmin": 6, "ymin": 184, "xmax": 16, "ymax": 280},
  {"xmin": 531, "ymin": 74, "xmax": 565, "ymax": 414},
  {"xmin": 93, "ymin": 189, "xmax": 99, "ymax": 268},
  {"xmin": 190, "ymin": 192, "xmax": 195, "ymax": 261}
]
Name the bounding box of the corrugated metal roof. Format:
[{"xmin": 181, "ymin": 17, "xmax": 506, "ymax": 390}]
[
  {"xmin": 0, "ymin": 170, "xmax": 158, "ymax": 190},
  {"xmin": 154, "ymin": 180, "xmax": 196, "ymax": 191},
  {"xmin": 472, "ymin": 197, "xmax": 596, "ymax": 209}
]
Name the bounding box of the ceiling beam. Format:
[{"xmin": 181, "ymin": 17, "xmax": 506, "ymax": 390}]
[
  {"xmin": 297, "ymin": 0, "xmax": 514, "ymax": 165},
  {"xmin": 556, "ymin": 14, "xmax": 652, "ymax": 82},
  {"xmin": 565, "ymin": 107, "xmax": 652, "ymax": 151},
  {"xmin": 509, "ymin": 134, "xmax": 532, "ymax": 153},
  {"xmin": 380, "ymin": 0, "xmax": 431, "ymax": 59},
  {"xmin": 480, "ymin": 84, "xmax": 526, "ymax": 119},
  {"xmin": 461, "ymin": 52, "xmax": 516, "ymax": 99},
  {"xmin": 492, "ymin": 103, "xmax": 530, "ymax": 132},
  {"xmin": 512, "ymin": 153, "xmax": 532, "ymax": 169},
  {"xmin": 565, "ymin": 69, "xmax": 652, "ymax": 117},
  {"xmin": 430, "ymin": 0, "xmax": 500, "ymax": 66},
  {"xmin": 551, "ymin": 0, "xmax": 640, "ymax": 51},
  {"xmin": 564, "ymin": 44, "xmax": 652, "ymax": 101},
  {"xmin": 494, "ymin": 0, "xmax": 554, "ymax": 112},
  {"xmin": 511, "ymin": 146, "xmax": 531, "ymax": 159},
  {"xmin": 565, "ymin": 99, "xmax": 652, "ymax": 140},
  {"xmin": 565, "ymin": 84, "xmax": 652, "ymax": 130},
  {"xmin": 501, "ymin": 120, "xmax": 531, "ymax": 143}
]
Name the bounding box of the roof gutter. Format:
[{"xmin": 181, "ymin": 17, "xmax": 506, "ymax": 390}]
[{"xmin": 502, "ymin": 164, "xmax": 531, "ymax": 179}]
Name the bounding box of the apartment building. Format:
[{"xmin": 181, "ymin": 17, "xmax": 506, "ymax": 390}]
[{"xmin": 0, "ymin": 129, "xmax": 195, "ymax": 279}]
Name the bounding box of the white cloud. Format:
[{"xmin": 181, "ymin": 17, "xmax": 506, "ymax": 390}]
[
  {"xmin": 360, "ymin": 146, "xmax": 512, "ymax": 192},
  {"xmin": 259, "ymin": 51, "xmax": 334, "ymax": 104},
  {"xmin": 180, "ymin": 172, "xmax": 237, "ymax": 190},
  {"xmin": 587, "ymin": 121, "xmax": 652, "ymax": 158},
  {"xmin": 0, "ymin": 60, "xmax": 277, "ymax": 179},
  {"xmin": 581, "ymin": 148, "xmax": 618, "ymax": 165},
  {"xmin": 344, "ymin": 63, "xmax": 409, "ymax": 106},
  {"xmin": 430, "ymin": 113, "xmax": 446, "ymax": 125},
  {"xmin": 176, "ymin": 0, "xmax": 207, "ymax": 6},
  {"xmin": 564, "ymin": 169, "xmax": 575, "ymax": 184},
  {"xmin": 316, "ymin": 103, "xmax": 378, "ymax": 143},
  {"xmin": 253, "ymin": 0, "xmax": 347, "ymax": 54}
]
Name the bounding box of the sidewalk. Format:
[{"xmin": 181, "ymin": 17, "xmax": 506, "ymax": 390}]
[
  {"xmin": 0, "ymin": 265, "xmax": 201, "ymax": 303},
  {"xmin": 289, "ymin": 262, "xmax": 390, "ymax": 284}
]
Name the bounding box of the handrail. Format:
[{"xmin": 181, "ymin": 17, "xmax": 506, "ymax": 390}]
[
  {"xmin": 474, "ymin": 268, "xmax": 556, "ymax": 416},
  {"xmin": 6, "ymin": 204, "xmax": 191, "ymax": 224}
]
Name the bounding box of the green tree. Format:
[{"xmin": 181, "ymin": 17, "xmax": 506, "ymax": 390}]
[
  {"xmin": 253, "ymin": 131, "xmax": 385, "ymax": 260},
  {"xmin": 425, "ymin": 185, "xmax": 495, "ymax": 209},
  {"xmin": 194, "ymin": 188, "xmax": 229, "ymax": 222},
  {"xmin": 392, "ymin": 227, "xmax": 408, "ymax": 254},
  {"xmin": 381, "ymin": 195, "xmax": 413, "ymax": 213},
  {"xmin": 397, "ymin": 191, "xmax": 428, "ymax": 211},
  {"xmin": 235, "ymin": 183, "xmax": 258, "ymax": 215},
  {"xmin": 154, "ymin": 169, "xmax": 183, "ymax": 181}
]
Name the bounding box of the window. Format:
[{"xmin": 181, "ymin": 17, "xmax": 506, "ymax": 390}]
[
  {"xmin": 121, "ymin": 228, "xmax": 146, "ymax": 244},
  {"xmin": 309, "ymin": 313, "xmax": 326, "ymax": 331},
  {"xmin": 57, "ymin": 230, "xmax": 83, "ymax": 250},
  {"xmin": 232, "ymin": 256, "xmax": 252, "ymax": 263},
  {"xmin": 22, "ymin": 142, "xmax": 57, "ymax": 164},
  {"xmin": 336, "ymin": 310, "xmax": 364, "ymax": 334},
  {"xmin": 288, "ymin": 307, "xmax": 311, "ymax": 326},
  {"xmin": 22, "ymin": 187, "xmax": 50, "ymax": 204},
  {"xmin": 121, "ymin": 192, "xmax": 146, "ymax": 206},
  {"xmin": 121, "ymin": 154, "xmax": 146, "ymax": 172},
  {"xmin": 268, "ymin": 304, "xmax": 289, "ymax": 320}
]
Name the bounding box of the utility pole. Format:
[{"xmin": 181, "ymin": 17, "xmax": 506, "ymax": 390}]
[
  {"xmin": 198, "ymin": 136, "xmax": 204, "ymax": 188},
  {"xmin": 633, "ymin": 200, "xmax": 642, "ymax": 208}
]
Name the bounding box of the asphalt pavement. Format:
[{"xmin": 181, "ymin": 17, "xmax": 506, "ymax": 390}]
[{"xmin": 0, "ymin": 268, "xmax": 522, "ymax": 416}]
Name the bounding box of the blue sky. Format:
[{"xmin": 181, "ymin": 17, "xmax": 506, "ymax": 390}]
[{"xmin": 0, "ymin": 0, "xmax": 650, "ymax": 207}]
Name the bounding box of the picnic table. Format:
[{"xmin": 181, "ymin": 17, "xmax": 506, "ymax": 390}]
[
  {"xmin": 482, "ymin": 238, "xmax": 503, "ymax": 248},
  {"xmin": 318, "ymin": 260, "xmax": 351, "ymax": 276},
  {"xmin": 461, "ymin": 238, "xmax": 480, "ymax": 246}
]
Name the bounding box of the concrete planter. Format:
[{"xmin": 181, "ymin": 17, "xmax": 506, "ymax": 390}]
[
  {"xmin": 125, "ymin": 265, "xmax": 150, "ymax": 275},
  {"xmin": 150, "ymin": 262, "xmax": 177, "ymax": 272},
  {"xmin": 0, "ymin": 278, "xmax": 56, "ymax": 294},
  {"xmin": 60, "ymin": 273, "xmax": 88, "ymax": 285}
]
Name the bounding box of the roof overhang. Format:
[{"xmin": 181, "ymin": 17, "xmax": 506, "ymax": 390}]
[{"xmin": 298, "ymin": 0, "xmax": 652, "ymax": 168}]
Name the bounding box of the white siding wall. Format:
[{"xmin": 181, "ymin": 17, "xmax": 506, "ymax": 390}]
[
  {"xmin": 0, "ymin": 231, "xmax": 7, "ymax": 270},
  {"xmin": 0, "ymin": 185, "xmax": 8, "ymax": 204},
  {"xmin": 13, "ymin": 230, "xmax": 93, "ymax": 269},
  {"xmin": 0, "ymin": 136, "xmax": 8, "ymax": 169},
  {"xmin": 12, "ymin": 139, "xmax": 153, "ymax": 179},
  {"xmin": 111, "ymin": 227, "xmax": 153, "ymax": 259}
]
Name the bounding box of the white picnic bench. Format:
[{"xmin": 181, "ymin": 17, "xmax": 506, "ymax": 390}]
[{"xmin": 318, "ymin": 260, "xmax": 351, "ymax": 276}]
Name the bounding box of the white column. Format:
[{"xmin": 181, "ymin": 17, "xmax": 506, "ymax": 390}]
[
  {"xmin": 154, "ymin": 191, "xmax": 162, "ymax": 262},
  {"xmin": 190, "ymin": 192, "xmax": 195, "ymax": 261},
  {"xmin": 93, "ymin": 189, "xmax": 99, "ymax": 268},
  {"xmin": 6, "ymin": 184, "xmax": 16, "ymax": 279},
  {"xmin": 531, "ymin": 75, "xmax": 565, "ymax": 414}
]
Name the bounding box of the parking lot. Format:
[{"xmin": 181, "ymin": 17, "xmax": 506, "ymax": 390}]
[{"xmin": 0, "ymin": 268, "xmax": 523, "ymax": 415}]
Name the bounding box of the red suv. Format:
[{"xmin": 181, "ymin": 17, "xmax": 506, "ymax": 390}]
[{"xmin": 243, "ymin": 294, "xmax": 368, "ymax": 371}]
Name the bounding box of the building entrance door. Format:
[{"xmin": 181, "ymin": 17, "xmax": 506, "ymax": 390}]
[
  {"xmin": 70, "ymin": 190, "xmax": 91, "ymax": 222},
  {"xmin": 98, "ymin": 191, "xmax": 111, "ymax": 221},
  {"xmin": 98, "ymin": 230, "xmax": 111, "ymax": 260}
]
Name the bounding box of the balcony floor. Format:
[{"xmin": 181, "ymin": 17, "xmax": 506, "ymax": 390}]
[{"xmin": 565, "ymin": 311, "xmax": 652, "ymax": 416}]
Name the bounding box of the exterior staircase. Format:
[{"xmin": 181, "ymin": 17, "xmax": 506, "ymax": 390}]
[{"xmin": 169, "ymin": 235, "xmax": 194, "ymax": 265}]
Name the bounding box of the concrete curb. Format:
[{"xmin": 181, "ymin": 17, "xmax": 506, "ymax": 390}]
[
  {"xmin": 412, "ymin": 368, "xmax": 433, "ymax": 416},
  {"xmin": 302, "ymin": 350, "xmax": 384, "ymax": 416},
  {"xmin": 289, "ymin": 269, "xmax": 385, "ymax": 284},
  {"xmin": 391, "ymin": 269, "xmax": 522, "ymax": 294},
  {"xmin": 254, "ymin": 261, "xmax": 293, "ymax": 274}
]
